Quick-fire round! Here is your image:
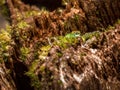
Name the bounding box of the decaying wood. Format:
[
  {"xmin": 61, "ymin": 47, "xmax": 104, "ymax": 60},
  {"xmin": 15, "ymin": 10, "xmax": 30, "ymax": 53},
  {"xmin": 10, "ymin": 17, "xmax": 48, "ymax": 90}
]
[
  {"xmin": 0, "ymin": 63, "xmax": 16, "ymax": 90},
  {"xmin": 1, "ymin": 0, "xmax": 120, "ymax": 90},
  {"xmin": 7, "ymin": 0, "xmax": 120, "ymax": 34}
]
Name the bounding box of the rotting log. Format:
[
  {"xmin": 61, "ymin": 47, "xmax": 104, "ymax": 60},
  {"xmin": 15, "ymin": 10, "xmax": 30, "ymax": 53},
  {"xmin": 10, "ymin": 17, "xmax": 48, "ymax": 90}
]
[{"xmin": 2, "ymin": 0, "xmax": 120, "ymax": 90}]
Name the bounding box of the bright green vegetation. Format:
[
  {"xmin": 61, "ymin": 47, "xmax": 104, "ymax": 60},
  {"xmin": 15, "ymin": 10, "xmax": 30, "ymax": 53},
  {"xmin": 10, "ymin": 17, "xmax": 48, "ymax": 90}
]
[
  {"xmin": 20, "ymin": 20, "xmax": 119, "ymax": 89},
  {"xmin": 48, "ymin": 31, "xmax": 81, "ymax": 48},
  {"xmin": 25, "ymin": 31, "xmax": 81, "ymax": 88},
  {"xmin": 38, "ymin": 45, "xmax": 51, "ymax": 60},
  {"xmin": 25, "ymin": 30, "xmax": 101, "ymax": 89},
  {"xmin": 0, "ymin": 1, "xmax": 119, "ymax": 89},
  {"xmin": 35, "ymin": 30, "xmax": 100, "ymax": 61},
  {"xmin": 20, "ymin": 47, "xmax": 30, "ymax": 61},
  {"xmin": 0, "ymin": 26, "xmax": 13, "ymax": 62},
  {"xmin": 65, "ymin": 31, "xmax": 81, "ymax": 38},
  {"xmin": 17, "ymin": 21, "xmax": 30, "ymax": 29},
  {"xmin": 37, "ymin": 31, "xmax": 81, "ymax": 59},
  {"xmin": 47, "ymin": 30, "xmax": 101, "ymax": 47}
]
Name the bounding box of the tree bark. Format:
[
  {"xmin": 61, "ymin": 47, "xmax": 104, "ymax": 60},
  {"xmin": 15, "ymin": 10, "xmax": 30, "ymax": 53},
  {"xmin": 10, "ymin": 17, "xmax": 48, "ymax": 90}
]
[{"xmin": 0, "ymin": 63, "xmax": 16, "ymax": 90}]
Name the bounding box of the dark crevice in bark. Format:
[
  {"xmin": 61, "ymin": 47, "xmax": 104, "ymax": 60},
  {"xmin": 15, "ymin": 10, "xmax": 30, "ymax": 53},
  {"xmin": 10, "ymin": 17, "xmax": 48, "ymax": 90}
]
[
  {"xmin": 21, "ymin": 0, "xmax": 64, "ymax": 11},
  {"xmin": 13, "ymin": 61, "xmax": 33, "ymax": 90}
]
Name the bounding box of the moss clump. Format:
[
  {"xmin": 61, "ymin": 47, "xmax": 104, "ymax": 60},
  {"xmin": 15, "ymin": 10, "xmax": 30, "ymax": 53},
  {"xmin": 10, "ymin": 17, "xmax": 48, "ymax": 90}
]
[
  {"xmin": 0, "ymin": 26, "xmax": 13, "ymax": 62},
  {"xmin": 26, "ymin": 71, "xmax": 41, "ymax": 89},
  {"xmin": 25, "ymin": 59, "xmax": 41, "ymax": 89},
  {"xmin": 38, "ymin": 45, "xmax": 51, "ymax": 60},
  {"xmin": 47, "ymin": 31, "xmax": 81, "ymax": 48},
  {"xmin": 17, "ymin": 21, "xmax": 30, "ymax": 29},
  {"xmin": 20, "ymin": 47, "xmax": 30, "ymax": 61},
  {"xmin": 81, "ymin": 31, "xmax": 100, "ymax": 42}
]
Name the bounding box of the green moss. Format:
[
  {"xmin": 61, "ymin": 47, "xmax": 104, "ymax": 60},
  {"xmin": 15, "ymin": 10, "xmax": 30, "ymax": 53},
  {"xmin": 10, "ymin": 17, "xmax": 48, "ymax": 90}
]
[
  {"xmin": 17, "ymin": 21, "xmax": 29, "ymax": 29},
  {"xmin": 105, "ymin": 25, "xmax": 115, "ymax": 31},
  {"xmin": 54, "ymin": 31, "xmax": 80, "ymax": 47},
  {"xmin": 103, "ymin": 19, "xmax": 120, "ymax": 32},
  {"xmin": 13, "ymin": 20, "xmax": 31, "ymax": 41},
  {"xmin": 25, "ymin": 11, "xmax": 38, "ymax": 17},
  {"xmin": 26, "ymin": 71, "xmax": 41, "ymax": 89},
  {"xmin": 0, "ymin": 26, "xmax": 13, "ymax": 62},
  {"xmin": 25, "ymin": 59, "xmax": 41, "ymax": 89},
  {"xmin": 38, "ymin": 45, "xmax": 51, "ymax": 59},
  {"xmin": 20, "ymin": 47, "xmax": 30, "ymax": 61},
  {"xmin": 32, "ymin": 31, "xmax": 81, "ymax": 63},
  {"xmin": 81, "ymin": 31, "xmax": 100, "ymax": 42},
  {"xmin": 65, "ymin": 31, "xmax": 81, "ymax": 38}
]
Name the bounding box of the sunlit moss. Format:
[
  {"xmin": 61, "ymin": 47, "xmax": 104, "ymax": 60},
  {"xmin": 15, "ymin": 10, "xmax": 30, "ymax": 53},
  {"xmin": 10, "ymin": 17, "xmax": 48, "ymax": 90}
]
[
  {"xmin": 56, "ymin": 8, "xmax": 63, "ymax": 14},
  {"xmin": 105, "ymin": 25, "xmax": 115, "ymax": 31},
  {"xmin": 24, "ymin": 10, "xmax": 42, "ymax": 18},
  {"xmin": 16, "ymin": 12, "xmax": 23, "ymax": 21},
  {"xmin": 27, "ymin": 60, "xmax": 39, "ymax": 73},
  {"xmin": 65, "ymin": 31, "xmax": 81, "ymax": 38},
  {"xmin": 56, "ymin": 31, "xmax": 80, "ymax": 47},
  {"xmin": 0, "ymin": 26, "xmax": 13, "ymax": 62},
  {"xmin": 17, "ymin": 21, "xmax": 29, "ymax": 29},
  {"xmin": 45, "ymin": 31, "xmax": 81, "ymax": 49},
  {"xmin": 20, "ymin": 47, "xmax": 30, "ymax": 61},
  {"xmin": 38, "ymin": 45, "xmax": 51, "ymax": 59}
]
